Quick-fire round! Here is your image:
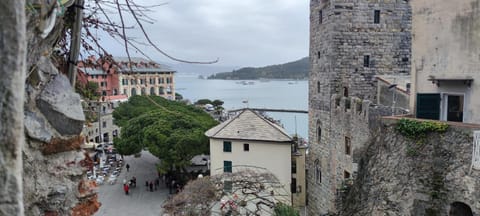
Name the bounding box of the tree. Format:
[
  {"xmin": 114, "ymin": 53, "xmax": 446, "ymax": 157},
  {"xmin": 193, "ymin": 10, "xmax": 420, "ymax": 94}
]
[
  {"xmin": 163, "ymin": 166, "xmax": 296, "ymax": 216},
  {"xmin": 212, "ymin": 99, "xmax": 224, "ymax": 107},
  {"xmin": 113, "ymin": 95, "xmax": 217, "ymax": 172},
  {"xmin": 194, "ymin": 99, "xmax": 212, "ymax": 105}
]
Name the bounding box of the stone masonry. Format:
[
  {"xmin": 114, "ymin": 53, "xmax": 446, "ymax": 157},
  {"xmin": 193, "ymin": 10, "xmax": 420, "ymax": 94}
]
[
  {"xmin": 341, "ymin": 118, "xmax": 480, "ymax": 215},
  {"xmin": 308, "ymin": 0, "xmax": 411, "ymax": 214}
]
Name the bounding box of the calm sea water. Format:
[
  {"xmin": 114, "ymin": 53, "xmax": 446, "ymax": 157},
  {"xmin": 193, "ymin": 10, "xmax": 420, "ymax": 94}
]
[{"xmin": 175, "ymin": 75, "xmax": 309, "ymax": 140}]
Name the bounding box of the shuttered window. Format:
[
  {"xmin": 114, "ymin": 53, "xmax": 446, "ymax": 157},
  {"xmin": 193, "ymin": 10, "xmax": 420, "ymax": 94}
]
[{"xmin": 416, "ymin": 93, "xmax": 441, "ymax": 120}]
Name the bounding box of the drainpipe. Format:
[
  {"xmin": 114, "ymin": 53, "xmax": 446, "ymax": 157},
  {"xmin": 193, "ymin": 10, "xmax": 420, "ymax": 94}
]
[{"xmin": 67, "ymin": 0, "xmax": 84, "ymax": 87}]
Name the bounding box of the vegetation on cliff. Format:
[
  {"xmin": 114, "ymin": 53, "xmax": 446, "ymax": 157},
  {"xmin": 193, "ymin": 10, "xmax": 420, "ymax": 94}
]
[
  {"xmin": 113, "ymin": 96, "xmax": 218, "ymax": 172},
  {"xmin": 208, "ymin": 57, "xmax": 309, "ymax": 80}
]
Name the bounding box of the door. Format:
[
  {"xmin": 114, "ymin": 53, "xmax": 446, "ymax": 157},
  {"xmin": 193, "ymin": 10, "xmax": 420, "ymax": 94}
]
[{"xmin": 445, "ymin": 95, "xmax": 464, "ymax": 122}]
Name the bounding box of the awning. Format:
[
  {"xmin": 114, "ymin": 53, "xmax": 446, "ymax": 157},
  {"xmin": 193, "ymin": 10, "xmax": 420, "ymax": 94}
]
[{"xmin": 428, "ymin": 76, "xmax": 473, "ymax": 87}]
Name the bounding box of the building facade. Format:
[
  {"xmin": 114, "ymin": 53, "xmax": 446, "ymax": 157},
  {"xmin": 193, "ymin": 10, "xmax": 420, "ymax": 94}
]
[
  {"xmin": 115, "ymin": 57, "xmax": 176, "ymax": 100},
  {"xmin": 205, "ymin": 109, "xmax": 306, "ymax": 206},
  {"xmin": 77, "ymin": 57, "xmax": 120, "ymax": 97},
  {"xmin": 308, "ymin": 0, "xmax": 411, "ymax": 214},
  {"xmin": 411, "ymin": 0, "xmax": 480, "ymax": 124}
]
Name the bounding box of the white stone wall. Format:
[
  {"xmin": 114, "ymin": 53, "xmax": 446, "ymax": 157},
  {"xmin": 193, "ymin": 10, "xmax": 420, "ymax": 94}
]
[
  {"xmin": 209, "ymin": 138, "xmax": 292, "ymax": 196},
  {"xmin": 411, "ymin": 0, "xmax": 480, "ymax": 124}
]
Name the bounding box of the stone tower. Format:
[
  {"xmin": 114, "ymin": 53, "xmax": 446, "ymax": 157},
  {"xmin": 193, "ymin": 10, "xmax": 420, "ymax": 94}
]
[{"xmin": 308, "ymin": 0, "xmax": 411, "ymax": 214}]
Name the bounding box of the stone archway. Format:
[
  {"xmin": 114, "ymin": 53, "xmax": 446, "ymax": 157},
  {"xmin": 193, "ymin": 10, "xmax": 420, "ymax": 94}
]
[{"xmin": 449, "ymin": 202, "xmax": 473, "ymax": 216}]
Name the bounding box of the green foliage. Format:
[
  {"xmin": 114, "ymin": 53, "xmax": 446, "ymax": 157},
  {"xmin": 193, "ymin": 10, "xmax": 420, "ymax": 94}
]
[
  {"xmin": 396, "ymin": 118, "xmax": 448, "ymax": 157},
  {"xmin": 113, "ymin": 96, "xmax": 218, "ymax": 171},
  {"xmin": 274, "ymin": 203, "xmax": 300, "ymax": 216},
  {"xmin": 395, "ymin": 118, "xmax": 448, "ymax": 139},
  {"xmin": 208, "ymin": 57, "xmax": 309, "ymax": 80},
  {"xmin": 194, "ymin": 99, "xmax": 212, "ymax": 105},
  {"xmin": 76, "ymin": 81, "xmax": 99, "ymax": 101},
  {"xmin": 212, "ymin": 99, "xmax": 224, "ymax": 107}
]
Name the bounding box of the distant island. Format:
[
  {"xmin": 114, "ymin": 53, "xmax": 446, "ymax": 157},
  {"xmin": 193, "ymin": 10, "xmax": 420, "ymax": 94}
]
[{"xmin": 207, "ymin": 57, "xmax": 309, "ymax": 80}]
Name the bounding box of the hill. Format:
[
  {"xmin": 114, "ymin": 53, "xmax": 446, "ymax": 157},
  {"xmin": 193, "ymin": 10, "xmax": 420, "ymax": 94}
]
[{"xmin": 207, "ymin": 57, "xmax": 309, "ymax": 80}]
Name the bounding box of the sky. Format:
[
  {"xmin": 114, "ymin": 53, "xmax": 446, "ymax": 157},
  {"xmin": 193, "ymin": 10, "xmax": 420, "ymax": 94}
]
[{"xmin": 96, "ymin": 0, "xmax": 309, "ymax": 68}]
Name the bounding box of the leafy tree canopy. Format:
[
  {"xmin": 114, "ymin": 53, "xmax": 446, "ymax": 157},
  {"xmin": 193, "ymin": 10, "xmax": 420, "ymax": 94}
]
[
  {"xmin": 113, "ymin": 96, "xmax": 218, "ymax": 172},
  {"xmin": 194, "ymin": 99, "xmax": 212, "ymax": 105}
]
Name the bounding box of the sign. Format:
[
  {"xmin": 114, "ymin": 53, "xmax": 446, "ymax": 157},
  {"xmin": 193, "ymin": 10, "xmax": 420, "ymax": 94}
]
[{"xmin": 472, "ymin": 131, "xmax": 480, "ymax": 170}]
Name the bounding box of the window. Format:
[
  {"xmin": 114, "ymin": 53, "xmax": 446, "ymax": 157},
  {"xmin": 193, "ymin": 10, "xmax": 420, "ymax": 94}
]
[
  {"xmin": 140, "ymin": 79, "xmax": 144, "ymax": 85},
  {"xmin": 317, "ymin": 81, "xmax": 321, "ymax": 93},
  {"xmin": 113, "ymin": 89, "xmax": 118, "ymax": 95},
  {"xmin": 243, "ymin": 143, "xmax": 249, "ymax": 151},
  {"xmin": 343, "ymin": 87, "xmax": 348, "ymax": 97},
  {"xmin": 292, "ymin": 160, "xmax": 297, "ymax": 174},
  {"xmin": 314, "ymin": 159, "xmax": 321, "ymax": 183},
  {"xmin": 123, "ymin": 89, "xmax": 127, "ymax": 95},
  {"xmin": 102, "ymin": 121, "xmax": 107, "ymax": 128},
  {"xmin": 131, "ymin": 79, "xmax": 135, "ymax": 85},
  {"xmin": 224, "ymin": 181, "xmax": 232, "ymax": 192},
  {"xmin": 363, "ymin": 55, "xmax": 370, "ymax": 67},
  {"xmin": 317, "ymin": 51, "xmax": 321, "ymax": 59},
  {"xmin": 224, "ymin": 160, "xmax": 232, "ymax": 173},
  {"xmin": 317, "ymin": 122, "xmax": 322, "ymax": 143},
  {"xmin": 223, "ymin": 141, "xmax": 232, "ymax": 152},
  {"xmin": 345, "ymin": 136, "xmax": 351, "ymax": 155},
  {"xmin": 319, "ymin": 10, "xmax": 323, "ymax": 24},
  {"xmin": 291, "ymin": 178, "xmax": 297, "ymax": 193},
  {"xmin": 344, "ymin": 170, "xmax": 351, "ymax": 179},
  {"xmin": 374, "ymin": 10, "xmax": 380, "ymax": 24},
  {"xmin": 102, "ymin": 90, "xmax": 107, "ymax": 96}
]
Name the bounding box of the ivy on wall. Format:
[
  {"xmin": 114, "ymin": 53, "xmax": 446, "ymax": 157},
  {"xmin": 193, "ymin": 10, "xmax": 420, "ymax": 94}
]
[{"xmin": 395, "ymin": 118, "xmax": 448, "ymax": 156}]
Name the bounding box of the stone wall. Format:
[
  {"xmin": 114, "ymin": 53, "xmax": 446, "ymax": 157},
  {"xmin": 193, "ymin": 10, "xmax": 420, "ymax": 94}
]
[
  {"xmin": 0, "ymin": 1, "xmax": 26, "ymax": 215},
  {"xmin": 341, "ymin": 118, "xmax": 480, "ymax": 216},
  {"xmin": 0, "ymin": 1, "xmax": 100, "ymax": 215},
  {"xmin": 308, "ymin": 0, "xmax": 411, "ymax": 214}
]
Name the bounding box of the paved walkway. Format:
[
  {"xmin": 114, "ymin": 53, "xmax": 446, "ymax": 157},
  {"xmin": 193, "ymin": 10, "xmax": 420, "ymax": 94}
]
[{"xmin": 95, "ymin": 151, "xmax": 169, "ymax": 216}]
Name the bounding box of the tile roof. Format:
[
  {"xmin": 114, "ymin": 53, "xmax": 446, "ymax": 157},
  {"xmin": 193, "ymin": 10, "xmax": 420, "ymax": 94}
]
[
  {"xmin": 79, "ymin": 67, "xmax": 105, "ymax": 75},
  {"xmin": 205, "ymin": 109, "xmax": 293, "ymax": 143},
  {"xmin": 113, "ymin": 56, "xmax": 175, "ymax": 73}
]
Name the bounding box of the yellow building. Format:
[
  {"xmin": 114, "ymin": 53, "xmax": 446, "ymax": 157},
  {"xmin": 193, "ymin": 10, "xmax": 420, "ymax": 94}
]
[{"xmin": 115, "ymin": 57, "xmax": 176, "ymax": 100}]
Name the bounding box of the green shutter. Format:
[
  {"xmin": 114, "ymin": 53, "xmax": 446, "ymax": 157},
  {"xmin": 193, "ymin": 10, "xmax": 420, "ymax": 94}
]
[
  {"xmin": 416, "ymin": 93, "xmax": 441, "ymax": 120},
  {"xmin": 224, "ymin": 161, "xmax": 232, "ymax": 173}
]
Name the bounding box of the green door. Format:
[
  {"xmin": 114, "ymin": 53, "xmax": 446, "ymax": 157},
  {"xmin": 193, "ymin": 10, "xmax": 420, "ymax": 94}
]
[{"xmin": 416, "ymin": 93, "xmax": 441, "ymax": 120}]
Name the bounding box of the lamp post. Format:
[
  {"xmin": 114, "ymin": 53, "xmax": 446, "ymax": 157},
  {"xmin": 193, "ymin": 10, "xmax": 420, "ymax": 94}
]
[{"xmin": 389, "ymin": 78, "xmax": 398, "ymax": 116}]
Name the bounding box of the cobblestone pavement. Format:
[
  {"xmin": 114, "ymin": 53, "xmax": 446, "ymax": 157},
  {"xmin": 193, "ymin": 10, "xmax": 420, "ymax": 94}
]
[{"xmin": 95, "ymin": 151, "xmax": 169, "ymax": 216}]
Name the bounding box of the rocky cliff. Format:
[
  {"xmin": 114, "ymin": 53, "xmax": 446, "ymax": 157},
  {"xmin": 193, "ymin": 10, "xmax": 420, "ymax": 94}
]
[
  {"xmin": 1, "ymin": 1, "xmax": 100, "ymax": 215},
  {"xmin": 340, "ymin": 118, "xmax": 480, "ymax": 216}
]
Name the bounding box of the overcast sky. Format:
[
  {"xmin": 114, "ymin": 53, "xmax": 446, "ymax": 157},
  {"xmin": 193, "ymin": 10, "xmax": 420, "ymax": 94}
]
[{"xmin": 98, "ymin": 0, "xmax": 309, "ymax": 67}]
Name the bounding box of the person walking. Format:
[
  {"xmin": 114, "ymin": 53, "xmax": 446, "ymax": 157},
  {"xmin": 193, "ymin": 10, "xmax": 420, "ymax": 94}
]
[
  {"xmin": 126, "ymin": 163, "xmax": 130, "ymax": 172},
  {"xmin": 123, "ymin": 183, "xmax": 129, "ymax": 195},
  {"xmin": 155, "ymin": 178, "xmax": 159, "ymax": 190},
  {"xmin": 149, "ymin": 181, "xmax": 154, "ymax": 192}
]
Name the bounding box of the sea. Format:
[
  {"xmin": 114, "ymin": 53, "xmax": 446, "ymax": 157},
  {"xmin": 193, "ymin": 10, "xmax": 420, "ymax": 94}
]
[{"xmin": 175, "ymin": 75, "xmax": 309, "ymax": 140}]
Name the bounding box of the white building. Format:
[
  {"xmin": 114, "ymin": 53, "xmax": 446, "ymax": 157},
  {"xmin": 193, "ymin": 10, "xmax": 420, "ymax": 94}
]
[{"xmin": 205, "ymin": 109, "xmax": 294, "ymax": 202}]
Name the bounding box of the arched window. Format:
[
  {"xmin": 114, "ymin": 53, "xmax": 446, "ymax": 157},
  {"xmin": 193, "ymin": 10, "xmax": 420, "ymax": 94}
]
[
  {"xmin": 449, "ymin": 202, "xmax": 473, "ymax": 216},
  {"xmin": 141, "ymin": 88, "xmax": 146, "ymax": 95},
  {"xmin": 131, "ymin": 88, "xmax": 137, "ymax": 96},
  {"xmin": 159, "ymin": 86, "xmax": 165, "ymax": 95},
  {"xmin": 123, "ymin": 89, "xmax": 127, "ymax": 95},
  {"xmin": 314, "ymin": 159, "xmax": 321, "ymax": 184},
  {"xmin": 150, "ymin": 87, "xmax": 155, "ymax": 95},
  {"xmin": 113, "ymin": 89, "xmax": 118, "ymax": 95},
  {"xmin": 317, "ymin": 120, "xmax": 322, "ymax": 143},
  {"xmin": 343, "ymin": 87, "xmax": 349, "ymax": 97}
]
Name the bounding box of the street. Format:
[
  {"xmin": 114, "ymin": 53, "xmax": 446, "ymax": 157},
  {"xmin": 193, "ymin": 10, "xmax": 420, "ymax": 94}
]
[{"xmin": 95, "ymin": 151, "xmax": 169, "ymax": 216}]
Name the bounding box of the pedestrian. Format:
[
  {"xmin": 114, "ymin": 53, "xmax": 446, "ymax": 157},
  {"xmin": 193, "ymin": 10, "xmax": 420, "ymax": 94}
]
[
  {"xmin": 155, "ymin": 178, "xmax": 159, "ymax": 190},
  {"xmin": 123, "ymin": 184, "xmax": 129, "ymax": 195},
  {"xmin": 126, "ymin": 163, "xmax": 130, "ymax": 172},
  {"xmin": 170, "ymin": 179, "xmax": 176, "ymax": 194},
  {"xmin": 149, "ymin": 181, "xmax": 154, "ymax": 192}
]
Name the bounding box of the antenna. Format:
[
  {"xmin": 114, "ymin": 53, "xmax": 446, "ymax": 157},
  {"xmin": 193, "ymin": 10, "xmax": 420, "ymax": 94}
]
[{"xmin": 294, "ymin": 115, "xmax": 298, "ymax": 136}]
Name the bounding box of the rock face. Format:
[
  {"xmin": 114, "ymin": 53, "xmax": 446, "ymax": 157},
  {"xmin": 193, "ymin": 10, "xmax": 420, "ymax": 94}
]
[
  {"xmin": 341, "ymin": 119, "xmax": 480, "ymax": 216},
  {"xmin": 21, "ymin": 1, "xmax": 98, "ymax": 215},
  {"xmin": 0, "ymin": 1, "xmax": 27, "ymax": 216}
]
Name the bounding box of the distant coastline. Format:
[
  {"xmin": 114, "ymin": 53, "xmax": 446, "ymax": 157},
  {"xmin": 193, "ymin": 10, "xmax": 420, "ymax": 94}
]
[{"xmin": 207, "ymin": 57, "xmax": 309, "ymax": 80}]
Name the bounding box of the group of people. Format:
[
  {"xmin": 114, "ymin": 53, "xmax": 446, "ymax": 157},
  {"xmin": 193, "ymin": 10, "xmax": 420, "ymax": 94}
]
[{"xmin": 145, "ymin": 178, "xmax": 161, "ymax": 192}]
